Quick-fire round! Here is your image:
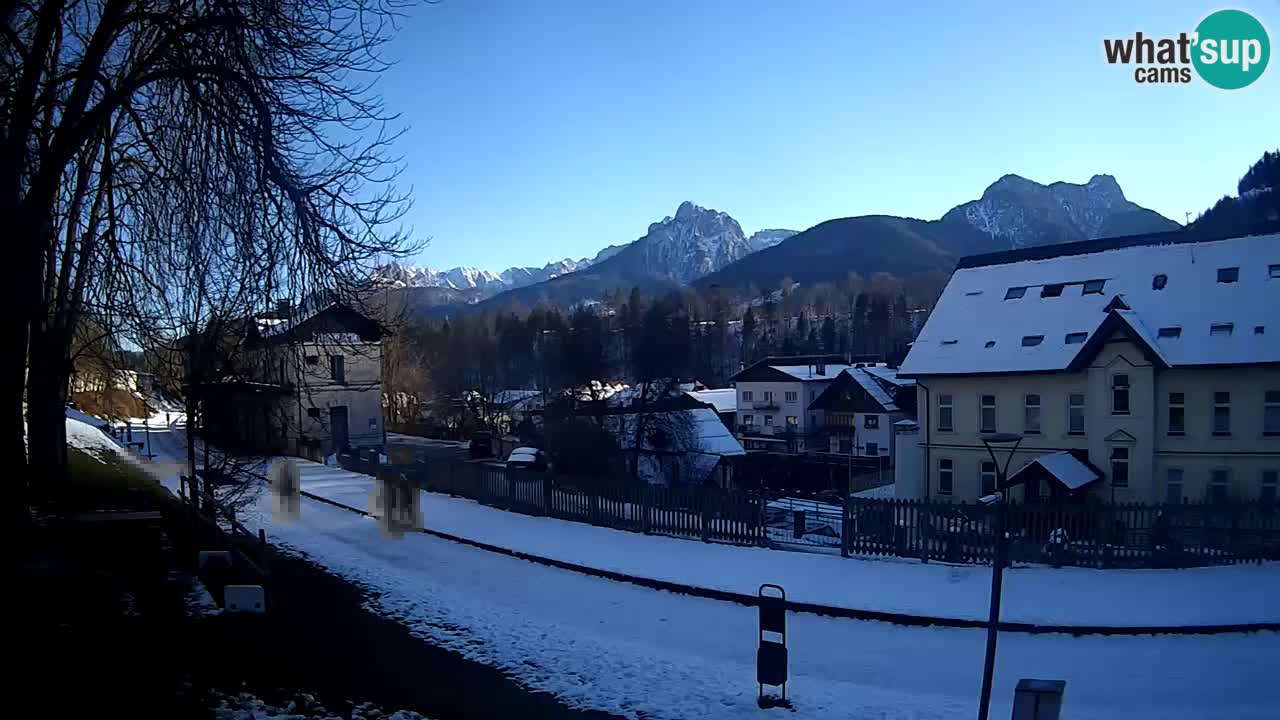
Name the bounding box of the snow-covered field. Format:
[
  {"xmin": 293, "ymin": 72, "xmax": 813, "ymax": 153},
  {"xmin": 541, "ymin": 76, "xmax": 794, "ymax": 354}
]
[
  {"xmin": 240, "ymin": 481, "xmax": 1280, "ymax": 720},
  {"xmin": 295, "ymin": 464, "xmax": 1280, "ymax": 628},
  {"xmin": 74, "ymin": 422, "xmax": 1280, "ymax": 719}
]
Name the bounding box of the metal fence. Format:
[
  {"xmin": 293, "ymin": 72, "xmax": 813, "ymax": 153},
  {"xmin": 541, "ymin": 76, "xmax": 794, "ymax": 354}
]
[{"xmin": 336, "ymin": 453, "xmax": 1280, "ymax": 568}]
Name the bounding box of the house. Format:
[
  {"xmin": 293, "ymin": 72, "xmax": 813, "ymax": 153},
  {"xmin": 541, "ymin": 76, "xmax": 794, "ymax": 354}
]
[
  {"xmin": 685, "ymin": 387, "xmax": 737, "ymax": 430},
  {"xmin": 201, "ymin": 302, "xmax": 385, "ymax": 459},
  {"xmin": 603, "ymin": 401, "xmax": 746, "ymax": 487},
  {"xmin": 729, "ymin": 355, "xmax": 912, "ymax": 454},
  {"xmin": 896, "ymin": 229, "xmax": 1280, "ymax": 504},
  {"xmin": 807, "ymin": 368, "xmax": 910, "ymax": 459}
]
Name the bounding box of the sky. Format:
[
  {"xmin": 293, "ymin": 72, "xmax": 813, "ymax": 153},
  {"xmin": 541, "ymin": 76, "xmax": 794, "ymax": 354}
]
[{"xmin": 375, "ymin": 0, "xmax": 1280, "ymax": 270}]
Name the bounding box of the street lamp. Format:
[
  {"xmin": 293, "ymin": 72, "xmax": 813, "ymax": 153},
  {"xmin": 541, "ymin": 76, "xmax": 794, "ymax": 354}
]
[{"xmin": 977, "ymin": 432, "xmax": 1023, "ymax": 720}]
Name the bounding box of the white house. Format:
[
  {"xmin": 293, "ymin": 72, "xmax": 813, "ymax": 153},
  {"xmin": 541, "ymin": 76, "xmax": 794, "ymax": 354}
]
[{"xmin": 896, "ymin": 229, "xmax": 1280, "ymax": 504}]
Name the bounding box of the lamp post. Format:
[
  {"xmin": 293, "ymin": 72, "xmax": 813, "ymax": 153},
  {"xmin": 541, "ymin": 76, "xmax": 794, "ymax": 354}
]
[{"xmin": 977, "ymin": 432, "xmax": 1023, "ymax": 720}]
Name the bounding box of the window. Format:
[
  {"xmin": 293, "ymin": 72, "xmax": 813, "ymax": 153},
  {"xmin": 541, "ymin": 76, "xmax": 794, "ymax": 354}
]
[
  {"xmin": 984, "ymin": 340, "xmax": 996, "ymax": 348},
  {"xmin": 980, "ymin": 394, "xmax": 997, "ymax": 433},
  {"xmin": 1110, "ymin": 447, "xmax": 1129, "ymax": 488},
  {"xmin": 763, "ymin": 391, "xmax": 773, "ymax": 403},
  {"xmin": 1261, "ymin": 470, "xmax": 1278, "ymax": 504},
  {"xmin": 329, "ymin": 355, "xmax": 345, "ymax": 383},
  {"xmin": 1023, "ymin": 394, "xmax": 1041, "ymax": 434},
  {"xmin": 1152, "ymin": 273, "xmax": 1168, "ymax": 290},
  {"xmin": 865, "ymin": 442, "xmax": 879, "ymax": 456},
  {"xmin": 1111, "ymin": 374, "xmax": 1130, "ymax": 415},
  {"xmin": 1256, "ymin": 326, "xmax": 1266, "ymax": 335},
  {"xmin": 1004, "ymin": 286, "xmax": 1027, "ymax": 300},
  {"xmin": 1165, "ymin": 469, "xmax": 1183, "ymax": 504},
  {"xmin": 1270, "ymin": 264, "xmax": 1280, "ymax": 279},
  {"xmin": 307, "ymin": 407, "xmax": 321, "ymax": 418},
  {"xmin": 786, "ymin": 416, "xmax": 798, "ymax": 428},
  {"xmin": 937, "ymin": 394, "xmax": 954, "ymax": 432},
  {"xmin": 741, "ymin": 390, "xmax": 753, "ymax": 402},
  {"xmin": 1213, "ymin": 391, "xmax": 1231, "ymax": 435},
  {"xmin": 742, "ymin": 414, "xmax": 754, "ymax": 426},
  {"xmin": 1167, "ymin": 392, "xmax": 1185, "ymax": 435},
  {"xmin": 1064, "ymin": 332, "xmax": 1087, "ymax": 344},
  {"xmin": 1040, "ymin": 284, "xmax": 1064, "ymax": 298},
  {"xmin": 785, "ymin": 390, "xmax": 798, "ymax": 403},
  {"xmin": 1217, "ymin": 267, "xmax": 1239, "ymax": 283},
  {"xmin": 305, "ymin": 354, "xmax": 319, "ymax": 366},
  {"xmin": 941, "ymin": 339, "xmax": 958, "ymax": 346},
  {"xmin": 980, "ymin": 460, "xmax": 997, "ymax": 496},
  {"xmin": 1210, "ymin": 323, "xmax": 1234, "ymax": 337},
  {"xmin": 1265, "ymin": 391, "xmax": 1280, "ymax": 435},
  {"xmin": 864, "ymin": 414, "xmax": 880, "ymax": 429},
  {"xmin": 763, "ymin": 415, "xmax": 773, "ymax": 427},
  {"xmin": 1157, "ymin": 326, "xmax": 1182, "ymax": 338},
  {"xmin": 938, "ymin": 459, "xmax": 953, "ymax": 496},
  {"xmin": 1068, "ymin": 394, "xmax": 1086, "ymax": 435},
  {"xmin": 811, "ymin": 414, "xmax": 817, "ymax": 428},
  {"xmin": 1209, "ymin": 469, "xmax": 1229, "ymax": 504},
  {"xmin": 1082, "ymin": 279, "xmax": 1106, "ymax": 295},
  {"xmin": 1021, "ymin": 335, "xmax": 1044, "ymax": 347}
]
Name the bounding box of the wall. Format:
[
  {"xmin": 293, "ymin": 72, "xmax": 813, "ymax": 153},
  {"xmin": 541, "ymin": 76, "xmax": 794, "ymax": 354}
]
[{"xmin": 735, "ymin": 377, "xmax": 837, "ymax": 449}]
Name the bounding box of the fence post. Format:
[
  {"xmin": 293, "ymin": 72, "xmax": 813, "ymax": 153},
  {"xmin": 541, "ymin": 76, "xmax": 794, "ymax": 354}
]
[
  {"xmin": 507, "ymin": 466, "xmax": 516, "ymax": 510},
  {"xmin": 641, "ymin": 485, "xmax": 651, "ymax": 534},
  {"xmin": 590, "ymin": 488, "xmax": 599, "ymax": 526},
  {"xmin": 920, "ymin": 499, "xmax": 930, "ymax": 563},
  {"xmin": 700, "ymin": 489, "xmax": 711, "ymax": 543},
  {"xmin": 840, "ymin": 494, "xmax": 850, "ymax": 558},
  {"xmin": 543, "ymin": 473, "xmax": 553, "ymax": 517}
]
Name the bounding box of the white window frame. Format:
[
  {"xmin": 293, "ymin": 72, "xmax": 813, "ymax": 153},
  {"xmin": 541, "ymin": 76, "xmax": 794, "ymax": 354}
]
[
  {"xmin": 742, "ymin": 414, "xmax": 754, "ymax": 426},
  {"xmin": 763, "ymin": 415, "xmax": 773, "ymax": 427},
  {"xmin": 863, "ymin": 414, "xmax": 880, "ymax": 429},
  {"xmin": 1109, "ymin": 446, "xmax": 1129, "ymax": 488},
  {"xmin": 1259, "ymin": 469, "xmax": 1277, "ymax": 504},
  {"xmin": 741, "ymin": 390, "xmax": 753, "ymax": 402},
  {"xmin": 1213, "ymin": 391, "xmax": 1231, "ymax": 435},
  {"xmin": 979, "ymin": 394, "xmax": 997, "ymax": 434},
  {"xmin": 937, "ymin": 394, "xmax": 954, "ymax": 432},
  {"xmin": 1067, "ymin": 393, "xmax": 1086, "ymax": 435},
  {"xmin": 1167, "ymin": 392, "xmax": 1185, "ymax": 435},
  {"xmin": 1023, "ymin": 393, "xmax": 1041, "ymax": 435},
  {"xmin": 1264, "ymin": 390, "xmax": 1280, "ymax": 436},
  {"xmin": 763, "ymin": 390, "xmax": 774, "ymax": 404},
  {"xmin": 1165, "ymin": 468, "xmax": 1184, "ymax": 504},
  {"xmin": 785, "ymin": 415, "xmax": 798, "ymax": 428},
  {"xmin": 980, "ymin": 460, "xmax": 997, "ymax": 497},
  {"xmin": 1111, "ymin": 373, "xmax": 1130, "ymax": 415},
  {"xmin": 785, "ymin": 390, "xmax": 798, "ymax": 404},
  {"xmin": 1209, "ymin": 468, "xmax": 1230, "ymax": 504},
  {"xmin": 938, "ymin": 458, "xmax": 953, "ymax": 496}
]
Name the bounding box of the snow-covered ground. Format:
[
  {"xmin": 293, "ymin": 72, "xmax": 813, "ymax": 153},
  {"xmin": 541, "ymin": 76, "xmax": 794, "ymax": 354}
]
[
  {"xmin": 293, "ymin": 464, "xmax": 1280, "ymax": 628},
  {"xmin": 240, "ymin": 480, "xmax": 1280, "ymax": 720},
  {"xmin": 69, "ymin": 422, "xmax": 1280, "ymax": 719}
]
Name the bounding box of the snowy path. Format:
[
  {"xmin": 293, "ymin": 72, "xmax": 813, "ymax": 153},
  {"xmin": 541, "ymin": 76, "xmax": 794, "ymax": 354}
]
[
  {"xmin": 241, "ymin": 481, "xmax": 1280, "ymax": 720},
  {"xmin": 296, "ymin": 464, "xmax": 1280, "ymax": 628}
]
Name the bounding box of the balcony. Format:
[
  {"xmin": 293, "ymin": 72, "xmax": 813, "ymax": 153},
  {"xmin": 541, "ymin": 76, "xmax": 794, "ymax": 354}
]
[{"xmin": 751, "ymin": 399, "xmax": 779, "ymax": 410}]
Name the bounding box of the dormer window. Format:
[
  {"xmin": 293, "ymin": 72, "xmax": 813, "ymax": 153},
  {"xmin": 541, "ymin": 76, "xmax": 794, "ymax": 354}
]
[
  {"xmin": 941, "ymin": 339, "xmax": 958, "ymax": 346},
  {"xmin": 1152, "ymin": 274, "xmax": 1168, "ymax": 290},
  {"xmin": 1210, "ymin": 323, "xmax": 1234, "ymax": 337},
  {"xmin": 1270, "ymin": 264, "xmax": 1280, "ymax": 279},
  {"xmin": 1040, "ymin": 284, "xmax": 1064, "ymax": 298},
  {"xmin": 1157, "ymin": 327, "xmax": 1182, "ymax": 338},
  {"xmin": 1021, "ymin": 335, "xmax": 1044, "ymax": 347},
  {"xmin": 1004, "ymin": 286, "xmax": 1027, "ymax": 300},
  {"xmin": 1255, "ymin": 326, "xmax": 1266, "ymax": 335},
  {"xmin": 964, "ymin": 290, "xmax": 983, "ymax": 296},
  {"xmin": 1064, "ymin": 332, "xmax": 1087, "ymax": 344},
  {"xmin": 1217, "ymin": 267, "xmax": 1239, "ymax": 283},
  {"xmin": 984, "ymin": 340, "xmax": 996, "ymax": 348},
  {"xmin": 1082, "ymin": 279, "xmax": 1106, "ymax": 295}
]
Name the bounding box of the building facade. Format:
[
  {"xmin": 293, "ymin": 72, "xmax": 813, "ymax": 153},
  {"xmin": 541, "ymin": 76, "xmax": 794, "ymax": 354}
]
[{"xmin": 898, "ymin": 231, "xmax": 1280, "ymax": 503}]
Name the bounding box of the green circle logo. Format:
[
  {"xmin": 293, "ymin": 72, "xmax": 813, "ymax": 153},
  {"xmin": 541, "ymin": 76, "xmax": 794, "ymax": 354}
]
[{"xmin": 1192, "ymin": 9, "xmax": 1270, "ymax": 89}]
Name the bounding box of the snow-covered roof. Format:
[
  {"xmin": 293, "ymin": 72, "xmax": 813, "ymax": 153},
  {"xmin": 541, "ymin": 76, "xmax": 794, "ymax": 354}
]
[
  {"xmin": 606, "ymin": 408, "xmax": 745, "ymax": 457},
  {"xmin": 860, "ymin": 365, "xmax": 915, "ymax": 387},
  {"xmin": 686, "ymin": 388, "xmax": 736, "ymax": 414},
  {"xmin": 899, "ymin": 233, "xmax": 1280, "ymax": 376},
  {"xmin": 769, "ymin": 364, "xmax": 858, "ymax": 382},
  {"xmin": 1011, "ymin": 451, "xmax": 1101, "ymax": 491},
  {"xmin": 849, "ymin": 370, "xmax": 899, "ymax": 412}
]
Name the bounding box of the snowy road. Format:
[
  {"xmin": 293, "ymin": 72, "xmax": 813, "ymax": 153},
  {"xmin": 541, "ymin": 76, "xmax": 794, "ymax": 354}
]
[{"xmin": 241, "ymin": 484, "xmax": 1280, "ymax": 720}]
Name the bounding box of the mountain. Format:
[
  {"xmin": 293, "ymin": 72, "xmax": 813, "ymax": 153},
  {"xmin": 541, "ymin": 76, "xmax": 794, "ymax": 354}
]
[
  {"xmin": 1189, "ymin": 149, "xmax": 1279, "ymax": 238},
  {"xmin": 747, "ymin": 229, "xmax": 798, "ymax": 251},
  {"xmin": 696, "ymin": 174, "xmax": 1179, "ymax": 293},
  {"xmin": 472, "ymin": 201, "xmax": 756, "ymax": 311},
  {"xmin": 941, "ymin": 174, "xmax": 1179, "ymax": 249}
]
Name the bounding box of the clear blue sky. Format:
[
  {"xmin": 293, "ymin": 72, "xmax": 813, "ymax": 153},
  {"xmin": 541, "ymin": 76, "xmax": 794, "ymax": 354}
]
[{"xmin": 378, "ymin": 0, "xmax": 1279, "ymax": 270}]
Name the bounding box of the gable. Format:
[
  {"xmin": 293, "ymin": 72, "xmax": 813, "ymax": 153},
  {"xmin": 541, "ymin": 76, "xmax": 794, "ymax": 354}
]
[
  {"xmin": 729, "ymin": 364, "xmax": 801, "ymax": 384},
  {"xmin": 808, "ymin": 370, "xmax": 896, "ymax": 413},
  {"xmin": 1104, "ymin": 429, "xmax": 1137, "ymax": 443}
]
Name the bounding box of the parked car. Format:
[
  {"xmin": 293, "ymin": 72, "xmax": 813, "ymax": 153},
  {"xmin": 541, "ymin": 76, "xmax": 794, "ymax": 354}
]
[
  {"xmin": 506, "ymin": 446, "xmax": 549, "ymax": 472},
  {"xmin": 468, "ymin": 431, "xmax": 493, "ymax": 459}
]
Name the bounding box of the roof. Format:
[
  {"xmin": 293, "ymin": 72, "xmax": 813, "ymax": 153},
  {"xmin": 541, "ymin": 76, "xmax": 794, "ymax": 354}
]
[
  {"xmin": 251, "ymin": 302, "xmax": 384, "ymax": 346},
  {"xmin": 1009, "ymin": 451, "xmax": 1102, "ymax": 491},
  {"xmin": 899, "ymin": 232, "xmax": 1280, "ymax": 376},
  {"xmin": 686, "ymin": 388, "xmax": 736, "ymax": 414},
  {"xmin": 769, "ymin": 363, "xmax": 858, "ymax": 382},
  {"xmin": 605, "ymin": 408, "xmax": 745, "ymax": 457},
  {"xmin": 860, "ymin": 364, "xmax": 915, "ymax": 387},
  {"xmin": 807, "ymin": 369, "xmax": 899, "ymax": 413}
]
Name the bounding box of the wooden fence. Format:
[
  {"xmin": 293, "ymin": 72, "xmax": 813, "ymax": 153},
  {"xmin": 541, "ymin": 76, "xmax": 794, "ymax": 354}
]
[{"xmin": 338, "ymin": 454, "xmax": 1280, "ymax": 568}]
